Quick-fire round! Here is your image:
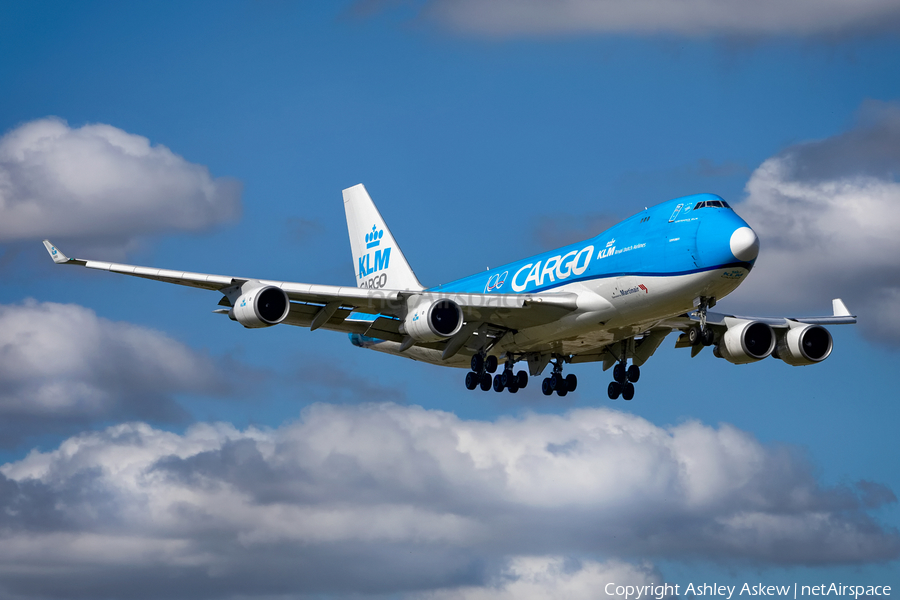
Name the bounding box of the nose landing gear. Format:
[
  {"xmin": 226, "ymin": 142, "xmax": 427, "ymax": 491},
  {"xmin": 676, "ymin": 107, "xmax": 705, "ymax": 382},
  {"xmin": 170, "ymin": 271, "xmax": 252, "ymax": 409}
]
[{"xmin": 688, "ymin": 296, "xmax": 717, "ymax": 347}]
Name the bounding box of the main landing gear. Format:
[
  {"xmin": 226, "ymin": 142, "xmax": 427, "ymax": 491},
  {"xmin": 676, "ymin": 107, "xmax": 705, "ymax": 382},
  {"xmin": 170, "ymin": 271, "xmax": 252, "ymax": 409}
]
[
  {"xmin": 541, "ymin": 358, "xmax": 577, "ymax": 397},
  {"xmin": 607, "ymin": 360, "xmax": 640, "ymax": 401},
  {"xmin": 465, "ymin": 353, "xmax": 528, "ymax": 394}
]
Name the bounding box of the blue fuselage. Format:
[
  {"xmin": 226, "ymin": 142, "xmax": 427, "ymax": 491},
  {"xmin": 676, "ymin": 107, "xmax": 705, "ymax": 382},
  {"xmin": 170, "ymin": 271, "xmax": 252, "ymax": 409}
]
[{"xmin": 431, "ymin": 194, "xmax": 756, "ymax": 296}]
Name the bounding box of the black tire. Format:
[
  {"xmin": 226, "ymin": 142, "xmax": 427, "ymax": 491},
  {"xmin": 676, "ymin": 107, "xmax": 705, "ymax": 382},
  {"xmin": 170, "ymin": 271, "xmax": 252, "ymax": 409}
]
[
  {"xmin": 471, "ymin": 354, "xmax": 484, "ymax": 372},
  {"xmin": 549, "ymin": 373, "xmax": 561, "ymax": 390},
  {"xmin": 516, "ymin": 371, "xmax": 528, "ymax": 388},
  {"xmin": 701, "ymin": 328, "xmax": 715, "ymax": 346},
  {"xmin": 501, "ymin": 370, "xmax": 513, "ymax": 387},
  {"xmin": 507, "ymin": 383, "xmax": 519, "ymax": 394},
  {"xmin": 622, "ymin": 382, "xmax": 635, "ymax": 401},
  {"xmin": 557, "ymin": 386, "xmax": 568, "ymax": 397},
  {"xmin": 485, "ymin": 355, "xmax": 499, "ymax": 373},
  {"xmin": 480, "ymin": 373, "xmax": 492, "ymax": 391},
  {"xmin": 627, "ymin": 365, "xmax": 640, "ymax": 383},
  {"xmin": 608, "ymin": 382, "xmax": 621, "ymax": 400},
  {"xmin": 688, "ymin": 327, "xmax": 701, "ymax": 346},
  {"xmin": 493, "ymin": 374, "xmax": 504, "ymax": 392},
  {"xmin": 541, "ymin": 378, "xmax": 553, "ymax": 396},
  {"xmin": 565, "ymin": 373, "xmax": 577, "ymax": 392},
  {"xmin": 613, "ymin": 363, "xmax": 626, "ymax": 384},
  {"xmin": 465, "ymin": 372, "xmax": 479, "ymax": 390}
]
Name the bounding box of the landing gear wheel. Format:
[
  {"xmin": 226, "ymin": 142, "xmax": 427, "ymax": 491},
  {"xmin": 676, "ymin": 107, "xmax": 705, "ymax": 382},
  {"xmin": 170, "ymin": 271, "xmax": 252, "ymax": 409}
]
[
  {"xmin": 516, "ymin": 371, "xmax": 528, "ymax": 388},
  {"xmin": 485, "ymin": 355, "xmax": 499, "ymax": 373},
  {"xmin": 549, "ymin": 372, "xmax": 562, "ymax": 390},
  {"xmin": 565, "ymin": 374, "xmax": 577, "ymax": 392},
  {"xmin": 541, "ymin": 378, "xmax": 553, "ymax": 396},
  {"xmin": 701, "ymin": 328, "xmax": 715, "ymax": 347},
  {"xmin": 471, "ymin": 354, "xmax": 484, "ymax": 372},
  {"xmin": 626, "ymin": 365, "xmax": 640, "ymax": 383},
  {"xmin": 501, "ymin": 370, "xmax": 514, "ymax": 388},
  {"xmin": 608, "ymin": 382, "xmax": 622, "ymax": 400},
  {"xmin": 480, "ymin": 373, "xmax": 492, "ymax": 391},
  {"xmin": 613, "ymin": 363, "xmax": 626, "ymax": 384},
  {"xmin": 465, "ymin": 372, "xmax": 479, "ymax": 390},
  {"xmin": 688, "ymin": 327, "xmax": 701, "ymax": 346},
  {"xmin": 493, "ymin": 374, "xmax": 504, "ymax": 392},
  {"xmin": 557, "ymin": 384, "xmax": 568, "ymax": 397},
  {"xmin": 622, "ymin": 382, "xmax": 635, "ymax": 401},
  {"xmin": 507, "ymin": 382, "xmax": 519, "ymax": 394}
]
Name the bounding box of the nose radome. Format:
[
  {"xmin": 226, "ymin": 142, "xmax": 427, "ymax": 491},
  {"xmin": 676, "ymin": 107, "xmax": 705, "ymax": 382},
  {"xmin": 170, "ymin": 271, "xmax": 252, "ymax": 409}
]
[{"xmin": 730, "ymin": 227, "xmax": 759, "ymax": 262}]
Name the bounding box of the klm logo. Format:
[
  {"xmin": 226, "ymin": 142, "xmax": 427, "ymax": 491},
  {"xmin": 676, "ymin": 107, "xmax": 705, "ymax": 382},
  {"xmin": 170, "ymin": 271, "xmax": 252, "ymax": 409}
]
[
  {"xmin": 359, "ymin": 224, "xmax": 391, "ymax": 289},
  {"xmin": 366, "ymin": 225, "xmax": 383, "ymax": 249}
]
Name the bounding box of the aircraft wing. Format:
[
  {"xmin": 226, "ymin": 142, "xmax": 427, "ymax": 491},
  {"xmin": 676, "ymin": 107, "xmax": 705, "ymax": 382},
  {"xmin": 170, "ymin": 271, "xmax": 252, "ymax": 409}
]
[
  {"xmin": 42, "ymin": 240, "xmax": 578, "ymax": 334},
  {"xmin": 661, "ymin": 298, "xmax": 857, "ymax": 333}
]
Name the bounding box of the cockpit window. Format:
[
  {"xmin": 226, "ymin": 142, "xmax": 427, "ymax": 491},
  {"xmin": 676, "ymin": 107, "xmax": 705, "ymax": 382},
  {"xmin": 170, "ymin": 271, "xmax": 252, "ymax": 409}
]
[{"xmin": 693, "ymin": 200, "xmax": 731, "ymax": 210}]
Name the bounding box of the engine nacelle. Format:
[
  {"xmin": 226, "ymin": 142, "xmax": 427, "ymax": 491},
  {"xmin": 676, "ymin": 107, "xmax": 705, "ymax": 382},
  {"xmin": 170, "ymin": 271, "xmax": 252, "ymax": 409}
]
[
  {"xmin": 714, "ymin": 320, "xmax": 776, "ymax": 365},
  {"xmin": 401, "ymin": 298, "xmax": 464, "ymax": 342},
  {"xmin": 230, "ymin": 285, "xmax": 290, "ymax": 328},
  {"xmin": 774, "ymin": 324, "xmax": 833, "ymax": 366}
]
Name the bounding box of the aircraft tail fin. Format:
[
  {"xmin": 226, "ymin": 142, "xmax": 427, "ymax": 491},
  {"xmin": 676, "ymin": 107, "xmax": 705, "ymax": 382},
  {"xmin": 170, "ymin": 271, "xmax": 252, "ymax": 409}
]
[{"xmin": 343, "ymin": 184, "xmax": 424, "ymax": 291}]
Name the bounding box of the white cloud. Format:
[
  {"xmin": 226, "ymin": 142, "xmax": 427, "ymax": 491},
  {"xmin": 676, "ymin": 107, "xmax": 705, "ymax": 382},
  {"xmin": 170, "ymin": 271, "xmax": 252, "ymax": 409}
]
[
  {"xmin": 0, "ymin": 118, "xmax": 240, "ymax": 246},
  {"xmin": 0, "ymin": 300, "xmax": 238, "ymax": 445},
  {"xmin": 422, "ymin": 556, "xmax": 665, "ymax": 600},
  {"xmin": 728, "ymin": 100, "xmax": 900, "ymax": 343},
  {"xmin": 418, "ymin": 0, "xmax": 900, "ymax": 38},
  {"xmin": 0, "ymin": 403, "xmax": 895, "ymax": 598}
]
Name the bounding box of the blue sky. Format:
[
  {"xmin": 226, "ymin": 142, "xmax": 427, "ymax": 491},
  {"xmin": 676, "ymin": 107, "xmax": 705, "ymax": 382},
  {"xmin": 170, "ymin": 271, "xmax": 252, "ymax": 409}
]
[{"xmin": 1, "ymin": 1, "xmax": 899, "ymax": 598}]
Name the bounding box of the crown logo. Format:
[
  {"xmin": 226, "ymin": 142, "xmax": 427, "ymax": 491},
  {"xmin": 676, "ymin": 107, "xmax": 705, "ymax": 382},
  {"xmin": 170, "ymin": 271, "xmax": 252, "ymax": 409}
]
[{"xmin": 365, "ymin": 225, "xmax": 384, "ymax": 249}]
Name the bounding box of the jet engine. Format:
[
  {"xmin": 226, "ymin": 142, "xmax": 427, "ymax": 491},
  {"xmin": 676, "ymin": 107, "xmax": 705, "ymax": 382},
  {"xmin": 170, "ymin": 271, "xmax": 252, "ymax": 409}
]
[
  {"xmin": 401, "ymin": 298, "xmax": 464, "ymax": 342},
  {"xmin": 714, "ymin": 320, "xmax": 776, "ymax": 365},
  {"xmin": 774, "ymin": 324, "xmax": 833, "ymax": 366},
  {"xmin": 230, "ymin": 285, "xmax": 290, "ymax": 328}
]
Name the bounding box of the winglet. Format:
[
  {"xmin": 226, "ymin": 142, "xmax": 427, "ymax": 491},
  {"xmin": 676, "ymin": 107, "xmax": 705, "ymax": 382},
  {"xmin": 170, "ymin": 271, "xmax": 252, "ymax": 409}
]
[
  {"xmin": 42, "ymin": 240, "xmax": 70, "ymax": 264},
  {"xmin": 42, "ymin": 240, "xmax": 86, "ymax": 265},
  {"xmin": 832, "ymin": 298, "xmax": 851, "ymax": 317}
]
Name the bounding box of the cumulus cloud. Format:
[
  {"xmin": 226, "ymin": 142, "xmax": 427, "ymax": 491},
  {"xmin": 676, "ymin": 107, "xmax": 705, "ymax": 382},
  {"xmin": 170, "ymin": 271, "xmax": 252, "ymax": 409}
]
[
  {"xmin": 729, "ymin": 100, "xmax": 900, "ymax": 343},
  {"xmin": 0, "ymin": 118, "xmax": 240, "ymax": 248},
  {"xmin": 0, "ymin": 404, "xmax": 895, "ymax": 598},
  {"xmin": 0, "ymin": 300, "xmax": 241, "ymax": 446},
  {"xmin": 414, "ymin": 0, "xmax": 900, "ymax": 38}
]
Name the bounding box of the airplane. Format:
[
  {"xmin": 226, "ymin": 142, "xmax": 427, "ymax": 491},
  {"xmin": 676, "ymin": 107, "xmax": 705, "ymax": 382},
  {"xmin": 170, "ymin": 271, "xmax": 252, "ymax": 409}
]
[{"xmin": 42, "ymin": 184, "xmax": 856, "ymax": 400}]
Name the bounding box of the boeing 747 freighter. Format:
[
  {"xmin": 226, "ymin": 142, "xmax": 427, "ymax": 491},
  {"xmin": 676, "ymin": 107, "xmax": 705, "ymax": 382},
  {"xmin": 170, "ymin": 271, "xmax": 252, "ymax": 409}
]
[{"xmin": 44, "ymin": 184, "xmax": 855, "ymax": 400}]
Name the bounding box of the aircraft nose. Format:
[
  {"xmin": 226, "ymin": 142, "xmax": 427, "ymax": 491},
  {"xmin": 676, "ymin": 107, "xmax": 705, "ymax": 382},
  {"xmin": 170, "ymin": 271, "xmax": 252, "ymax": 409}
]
[{"xmin": 730, "ymin": 226, "xmax": 759, "ymax": 262}]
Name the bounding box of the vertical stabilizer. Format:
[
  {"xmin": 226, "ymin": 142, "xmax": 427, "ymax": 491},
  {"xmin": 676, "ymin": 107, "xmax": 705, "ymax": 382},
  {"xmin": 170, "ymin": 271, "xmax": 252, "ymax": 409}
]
[{"xmin": 343, "ymin": 184, "xmax": 424, "ymax": 291}]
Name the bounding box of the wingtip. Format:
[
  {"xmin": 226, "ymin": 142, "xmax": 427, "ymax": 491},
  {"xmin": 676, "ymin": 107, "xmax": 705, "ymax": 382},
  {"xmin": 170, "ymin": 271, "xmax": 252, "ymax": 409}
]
[
  {"xmin": 832, "ymin": 298, "xmax": 852, "ymax": 317},
  {"xmin": 42, "ymin": 240, "xmax": 70, "ymax": 264}
]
